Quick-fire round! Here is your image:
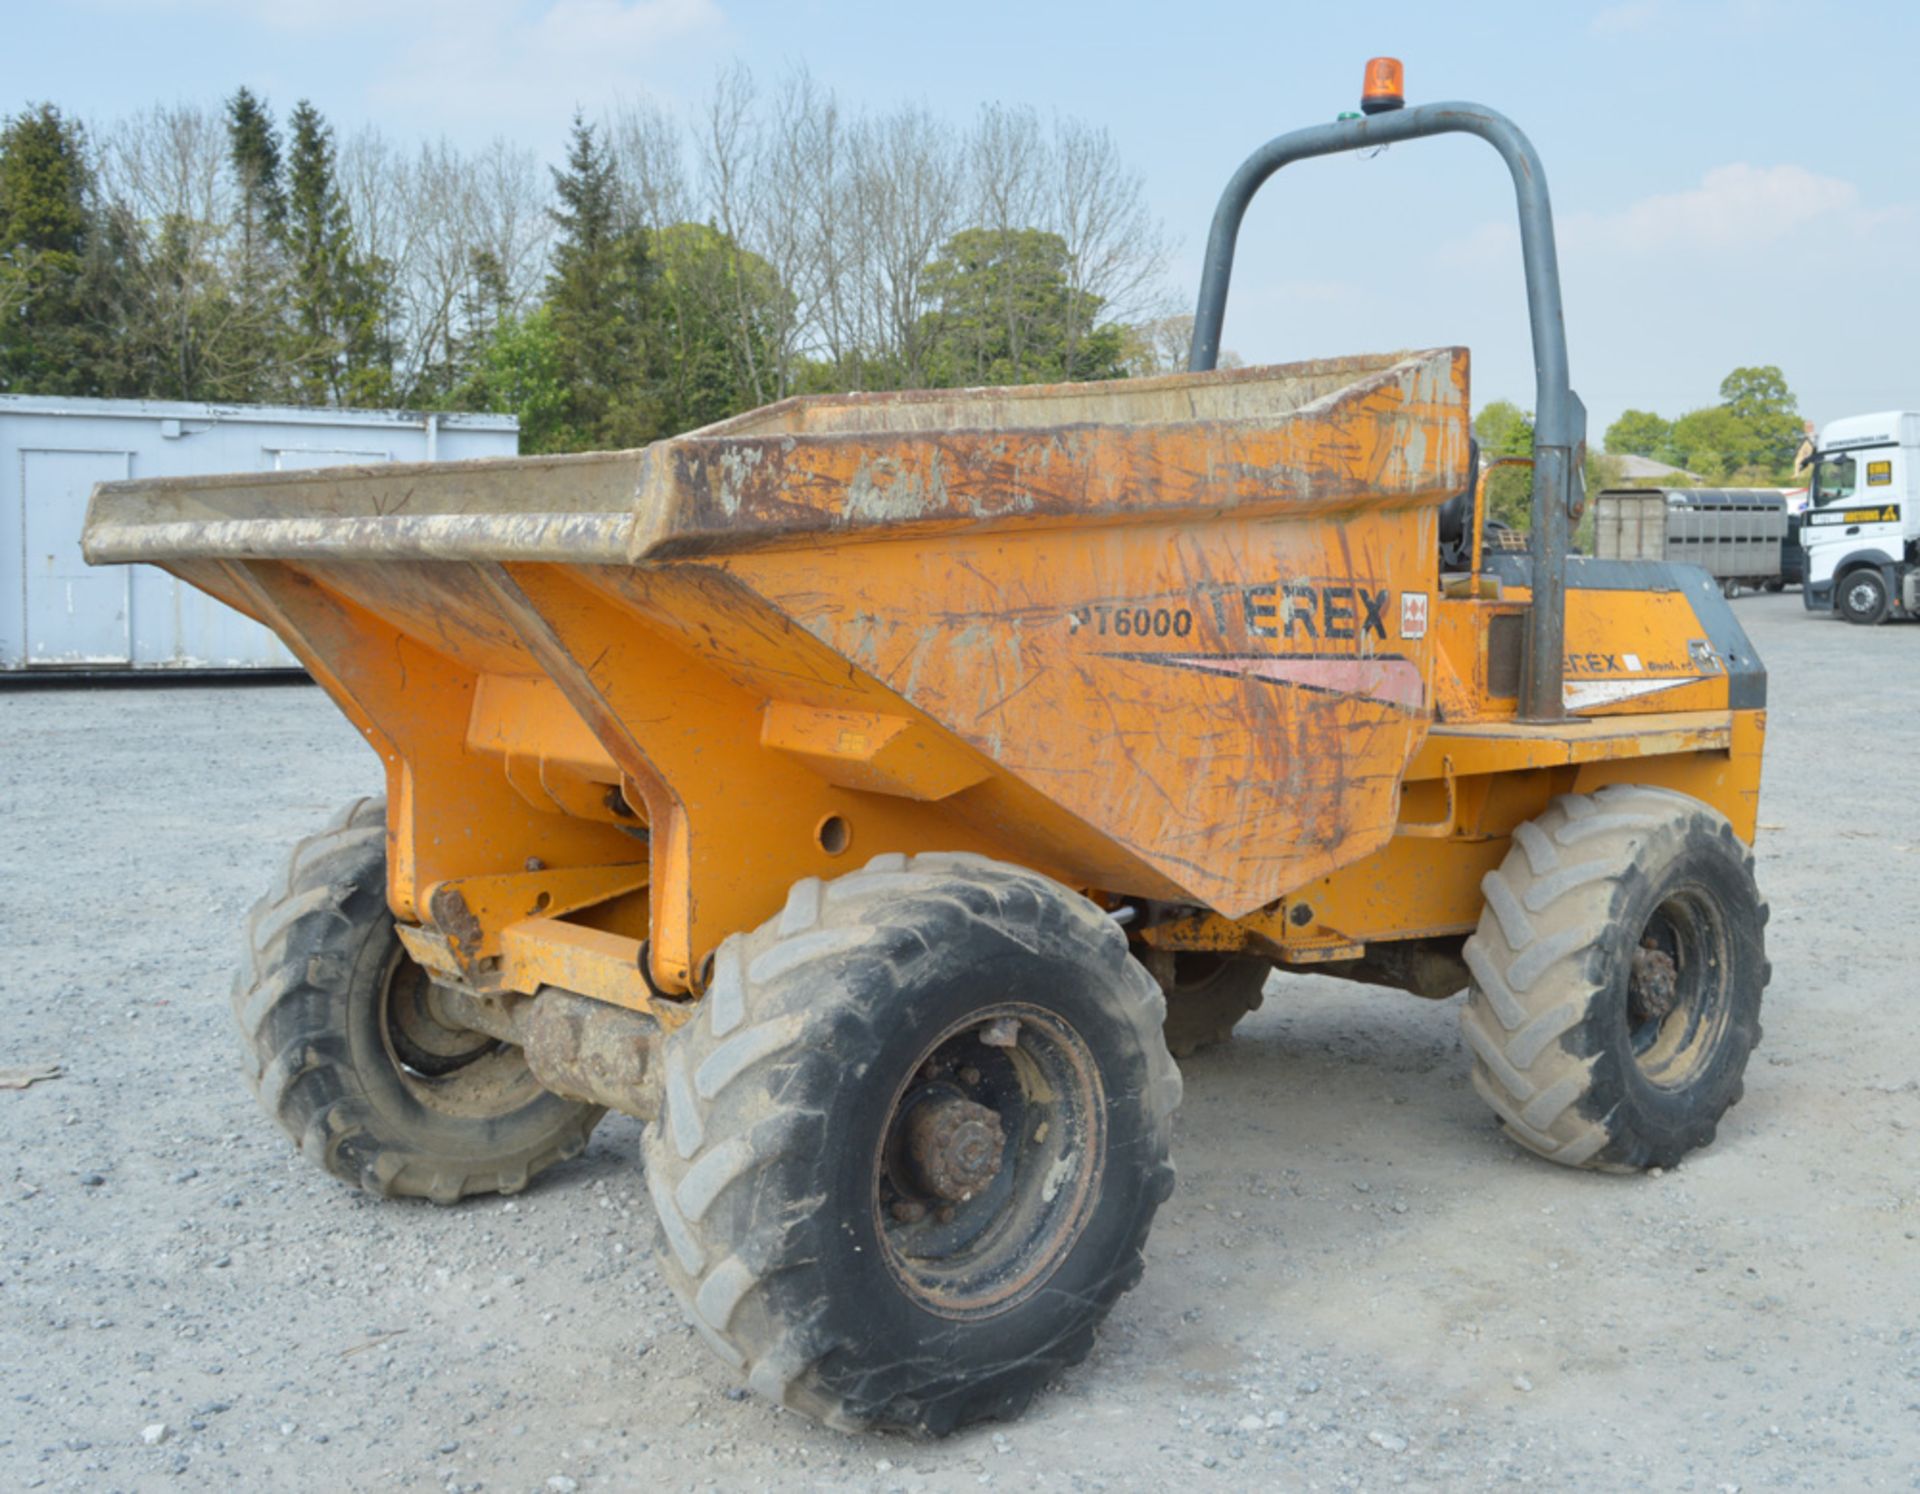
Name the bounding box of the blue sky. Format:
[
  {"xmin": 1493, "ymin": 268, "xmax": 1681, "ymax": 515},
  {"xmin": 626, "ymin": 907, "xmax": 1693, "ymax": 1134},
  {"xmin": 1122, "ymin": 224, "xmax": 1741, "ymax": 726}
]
[{"xmin": 8, "ymin": 0, "xmax": 1917, "ymax": 437}]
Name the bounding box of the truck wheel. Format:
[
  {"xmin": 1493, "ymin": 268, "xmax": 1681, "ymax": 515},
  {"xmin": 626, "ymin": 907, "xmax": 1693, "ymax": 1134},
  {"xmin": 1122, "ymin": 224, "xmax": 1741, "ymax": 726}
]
[
  {"xmin": 1460, "ymin": 786, "xmax": 1767, "ymax": 1171},
  {"xmin": 233, "ymin": 797, "xmax": 602, "ymax": 1203},
  {"xmin": 1156, "ymin": 952, "xmax": 1270, "ymax": 1058},
  {"xmin": 1720, "ymin": 578, "xmax": 1741, "ymax": 599},
  {"xmin": 642, "ymin": 852, "xmax": 1180, "ymax": 1434},
  {"xmin": 1837, "ymin": 568, "xmax": 1890, "ymax": 625}
]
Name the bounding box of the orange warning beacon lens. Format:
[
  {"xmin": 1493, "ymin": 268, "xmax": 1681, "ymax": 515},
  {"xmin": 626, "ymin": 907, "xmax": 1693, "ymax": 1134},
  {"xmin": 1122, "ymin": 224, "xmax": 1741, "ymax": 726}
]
[{"xmin": 1361, "ymin": 56, "xmax": 1405, "ymax": 115}]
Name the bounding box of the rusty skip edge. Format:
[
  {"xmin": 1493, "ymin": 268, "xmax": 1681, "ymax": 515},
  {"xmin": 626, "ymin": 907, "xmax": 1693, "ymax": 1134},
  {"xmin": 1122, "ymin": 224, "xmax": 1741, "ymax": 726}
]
[
  {"xmin": 82, "ymin": 509, "xmax": 643, "ymax": 566},
  {"xmin": 79, "ymin": 445, "xmax": 1457, "ymax": 565},
  {"xmin": 693, "ymin": 349, "xmax": 1417, "ymax": 436},
  {"xmin": 80, "ymin": 350, "xmax": 1465, "ymax": 567}
]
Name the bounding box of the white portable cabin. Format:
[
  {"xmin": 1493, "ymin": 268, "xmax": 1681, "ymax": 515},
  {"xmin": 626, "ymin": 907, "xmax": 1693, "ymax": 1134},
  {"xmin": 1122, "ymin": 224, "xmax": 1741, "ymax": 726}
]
[{"xmin": 2, "ymin": 396, "xmax": 518, "ymax": 673}]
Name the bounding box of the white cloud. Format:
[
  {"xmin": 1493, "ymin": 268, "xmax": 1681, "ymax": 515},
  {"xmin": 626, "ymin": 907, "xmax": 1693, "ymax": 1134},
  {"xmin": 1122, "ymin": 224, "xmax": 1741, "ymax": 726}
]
[
  {"xmin": 539, "ymin": 0, "xmax": 718, "ymax": 52},
  {"xmin": 1590, "ymin": 1, "xmax": 1663, "ymax": 36},
  {"xmin": 367, "ymin": 0, "xmax": 726, "ymax": 125},
  {"xmin": 1442, "ymin": 163, "xmax": 1864, "ymax": 266},
  {"xmin": 85, "ymin": 0, "xmax": 728, "ymax": 126},
  {"xmin": 1574, "ymin": 163, "xmax": 1856, "ymax": 252}
]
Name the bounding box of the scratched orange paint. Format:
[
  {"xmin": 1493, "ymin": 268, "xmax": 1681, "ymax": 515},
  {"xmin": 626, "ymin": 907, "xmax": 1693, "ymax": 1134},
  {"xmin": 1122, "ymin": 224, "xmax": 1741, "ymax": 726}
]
[{"xmin": 84, "ymin": 349, "xmax": 1764, "ymax": 997}]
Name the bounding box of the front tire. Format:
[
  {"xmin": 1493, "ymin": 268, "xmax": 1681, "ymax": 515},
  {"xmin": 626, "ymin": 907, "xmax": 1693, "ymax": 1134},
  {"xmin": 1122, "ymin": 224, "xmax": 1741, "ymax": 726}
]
[
  {"xmin": 1461, "ymin": 786, "xmax": 1768, "ymax": 1171},
  {"xmin": 233, "ymin": 797, "xmax": 602, "ymax": 1202},
  {"xmin": 643, "ymin": 852, "xmax": 1181, "ymax": 1434},
  {"xmin": 1838, "ymin": 568, "xmax": 1891, "ymax": 625}
]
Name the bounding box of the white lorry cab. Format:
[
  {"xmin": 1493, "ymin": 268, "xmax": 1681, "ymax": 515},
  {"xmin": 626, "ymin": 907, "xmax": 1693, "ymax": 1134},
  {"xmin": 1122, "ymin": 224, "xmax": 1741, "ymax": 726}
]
[{"xmin": 1801, "ymin": 411, "xmax": 1920, "ymax": 624}]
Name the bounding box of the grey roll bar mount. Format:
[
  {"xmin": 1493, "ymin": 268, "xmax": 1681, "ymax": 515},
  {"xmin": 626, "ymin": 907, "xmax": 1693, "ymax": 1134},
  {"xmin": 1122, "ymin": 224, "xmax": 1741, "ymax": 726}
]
[{"xmin": 1188, "ymin": 101, "xmax": 1585, "ymax": 722}]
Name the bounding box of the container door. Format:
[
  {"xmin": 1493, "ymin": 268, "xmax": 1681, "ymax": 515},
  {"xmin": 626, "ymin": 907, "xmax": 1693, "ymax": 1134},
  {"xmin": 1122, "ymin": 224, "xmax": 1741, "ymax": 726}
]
[
  {"xmin": 266, "ymin": 447, "xmax": 393, "ymax": 470},
  {"xmin": 21, "ymin": 448, "xmax": 133, "ymax": 666}
]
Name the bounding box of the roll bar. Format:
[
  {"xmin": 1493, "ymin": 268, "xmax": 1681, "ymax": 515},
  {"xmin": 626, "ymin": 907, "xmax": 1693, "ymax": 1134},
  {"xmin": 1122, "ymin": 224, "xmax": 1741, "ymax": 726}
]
[{"xmin": 1189, "ymin": 101, "xmax": 1585, "ymax": 721}]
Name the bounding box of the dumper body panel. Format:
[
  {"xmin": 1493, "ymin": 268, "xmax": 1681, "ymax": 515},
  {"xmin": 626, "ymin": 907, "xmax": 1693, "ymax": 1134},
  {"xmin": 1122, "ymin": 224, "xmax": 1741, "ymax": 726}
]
[{"xmin": 83, "ymin": 349, "xmax": 1765, "ymax": 1005}]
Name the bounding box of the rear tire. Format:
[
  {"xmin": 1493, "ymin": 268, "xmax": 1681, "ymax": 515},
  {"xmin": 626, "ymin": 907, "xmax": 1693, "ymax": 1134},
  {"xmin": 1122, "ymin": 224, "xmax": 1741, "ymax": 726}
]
[
  {"xmin": 1838, "ymin": 568, "xmax": 1890, "ymax": 625},
  {"xmin": 643, "ymin": 852, "xmax": 1181, "ymax": 1434},
  {"xmin": 233, "ymin": 797, "xmax": 602, "ymax": 1202},
  {"xmin": 1156, "ymin": 952, "xmax": 1270, "ymax": 1058},
  {"xmin": 1461, "ymin": 786, "xmax": 1768, "ymax": 1171}
]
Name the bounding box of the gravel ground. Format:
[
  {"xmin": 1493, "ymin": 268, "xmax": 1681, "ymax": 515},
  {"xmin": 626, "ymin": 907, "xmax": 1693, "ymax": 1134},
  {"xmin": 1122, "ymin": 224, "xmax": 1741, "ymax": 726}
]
[{"xmin": 3, "ymin": 592, "xmax": 1918, "ymax": 1492}]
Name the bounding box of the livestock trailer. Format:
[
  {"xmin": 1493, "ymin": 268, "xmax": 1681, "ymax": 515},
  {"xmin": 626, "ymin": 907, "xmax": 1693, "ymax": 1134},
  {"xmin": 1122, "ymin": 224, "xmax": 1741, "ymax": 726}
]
[
  {"xmin": 2, "ymin": 396, "xmax": 517, "ymax": 673},
  {"xmin": 1593, "ymin": 487, "xmax": 1789, "ymax": 596}
]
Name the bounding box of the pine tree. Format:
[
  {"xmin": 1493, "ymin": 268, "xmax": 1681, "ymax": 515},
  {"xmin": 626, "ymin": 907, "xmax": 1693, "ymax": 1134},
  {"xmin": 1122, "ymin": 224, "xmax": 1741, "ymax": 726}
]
[
  {"xmin": 283, "ymin": 100, "xmax": 347, "ymax": 400},
  {"xmin": 282, "ymin": 100, "xmax": 390, "ymax": 405},
  {"xmin": 442, "ymin": 245, "xmax": 512, "ymax": 397},
  {"xmin": 226, "ymin": 88, "xmax": 285, "ymax": 250},
  {"xmin": 220, "ymin": 87, "xmax": 290, "ymax": 400},
  {"xmin": 0, "ymin": 103, "xmax": 116, "ymax": 394},
  {"xmin": 543, "ymin": 113, "xmax": 660, "ymax": 448}
]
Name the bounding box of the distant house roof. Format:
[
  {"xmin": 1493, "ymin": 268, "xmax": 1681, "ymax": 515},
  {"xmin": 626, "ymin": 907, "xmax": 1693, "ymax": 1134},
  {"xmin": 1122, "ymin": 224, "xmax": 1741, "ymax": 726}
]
[{"xmin": 1613, "ymin": 452, "xmax": 1698, "ymax": 481}]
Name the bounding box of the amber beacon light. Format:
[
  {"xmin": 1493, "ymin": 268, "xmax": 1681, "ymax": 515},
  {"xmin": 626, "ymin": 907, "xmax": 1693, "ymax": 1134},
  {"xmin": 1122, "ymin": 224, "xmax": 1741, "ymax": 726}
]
[{"xmin": 1360, "ymin": 56, "xmax": 1405, "ymax": 114}]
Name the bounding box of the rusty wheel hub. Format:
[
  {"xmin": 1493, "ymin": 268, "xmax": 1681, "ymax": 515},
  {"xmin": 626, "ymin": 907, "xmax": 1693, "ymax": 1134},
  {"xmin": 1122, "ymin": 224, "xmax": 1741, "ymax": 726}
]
[
  {"xmin": 1629, "ymin": 939, "xmax": 1680, "ymax": 1025},
  {"xmin": 873, "ymin": 1003, "xmax": 1105, "ymax": 1318},
  {"xmin": 1624, "ymin": 887, "xmax": 1734, "ymax": 1089},
  {"xmin": 384, "ymin": 951, "xmax": 495, "ymax": 1078},
  {"xmin": 905, "ymin": 1095, "xmax": 1007, "ymax": 1202}
]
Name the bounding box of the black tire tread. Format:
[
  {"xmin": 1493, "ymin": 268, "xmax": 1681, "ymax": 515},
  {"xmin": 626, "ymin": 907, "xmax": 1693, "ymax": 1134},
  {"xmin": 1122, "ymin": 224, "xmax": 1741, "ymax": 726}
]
[
  {"xmin": 643, "ymin": 851, "xmax": 1181, "ymax": 1433},
  {"xmin": 233, "ymin": 798, "xmax": 599, "ymax": 1203},
  {"xmin": 1461, "ymin": 784, "xmax": 1767, "ymax": 1171},
  {"xmin": 1160, "ymin": 955, "xmax": 1271, "ymax": 1059},
  {"xmin": 1837, "ymin": 567, "xmax": 1891, "ymax": 625}
]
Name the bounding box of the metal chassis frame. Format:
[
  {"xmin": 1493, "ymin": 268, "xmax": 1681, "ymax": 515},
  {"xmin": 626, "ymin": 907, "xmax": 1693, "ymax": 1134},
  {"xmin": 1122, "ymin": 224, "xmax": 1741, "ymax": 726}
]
[{"xmin": 1189, "ymin": 101, "xmax": 1585, "ymax": 721}]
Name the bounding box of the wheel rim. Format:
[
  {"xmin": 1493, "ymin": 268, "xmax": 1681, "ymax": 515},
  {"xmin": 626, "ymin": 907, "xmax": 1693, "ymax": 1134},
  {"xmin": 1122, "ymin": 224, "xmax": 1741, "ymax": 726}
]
[
  {"xmin": 1624, "ymin": 884, "xmax": 1733, "ymax": 1089},
  {"xmin": 871, "ymin": 1003, "xmax": 1105, "ymax": 1320},
  {"xmin": 1846, "ymin": 578, "xmax": 1880, "ymax": 615},
  {"xmin": 375, "ymin": 944, "xmax": 541, "ymax": 1119}
]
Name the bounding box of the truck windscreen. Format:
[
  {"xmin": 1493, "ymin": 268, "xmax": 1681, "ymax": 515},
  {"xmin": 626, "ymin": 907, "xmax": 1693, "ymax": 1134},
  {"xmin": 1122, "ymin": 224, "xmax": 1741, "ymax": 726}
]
[{"xmin": 1811, "ymin": 455, "xmax": 1857, "ymax": 506}]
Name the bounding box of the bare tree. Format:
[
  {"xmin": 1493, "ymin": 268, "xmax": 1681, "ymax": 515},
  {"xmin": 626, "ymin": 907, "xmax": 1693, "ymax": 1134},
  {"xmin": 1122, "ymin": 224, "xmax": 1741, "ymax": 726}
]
[
  {"xmin": 337, "ymin": 125, "xmax": 416, "ymax": 394},
  {"xmin": 848, "ymin": 104, "xmax": 961, "ymax": 389},
  {"xmin": 1124, "ymin": 313, "xmax": 1191, "ymax": 376},
  {"xmin": 967, "ymin": 104, "xmax": 1047, "ymax": 243},
  {"xmin": 466, "ymin": 137, "xmax": 550, "ymax": 313},
  {"xmin": 609, "ymin": 97, "xmax": 691, "ymax": 231},
  {"xmin": 1048, "ymin": 116, "xmax": 1171, "ymax": 368},
  {"xmin": 1123, "ymin": 313, "xmax": 1242, "ymax": 375},
  {"xmin": 98, "ymin": 103, "xmax": 228, "ymax": 230},
  {"xmin": 96, "ymin": 103, "xmax": 281, "ymax": 399},
  {"xmin": 70, "ymin": 63, "xmax": 1175, "ymax": 417},
  {"xmin": 603, "ymin": 65, "xmax": 1173, "ymax": 400},
  {"xmin": 754, "ymin": 68, "xmax": 853, "ymax": 394},
  {"xmin": 645, "ymin": 104, "xmax": 783, "ymax": 426},
  {"xmin": 962, "ymin": 103, "xmax": 1049, "ymax": 380},
  {"xmin": 692, "ymin": 63, "xmax": 783, "ymax": 405},
  {"xmin": 336, "ymin": 130, "xmax": 550, "ymax": 402}
]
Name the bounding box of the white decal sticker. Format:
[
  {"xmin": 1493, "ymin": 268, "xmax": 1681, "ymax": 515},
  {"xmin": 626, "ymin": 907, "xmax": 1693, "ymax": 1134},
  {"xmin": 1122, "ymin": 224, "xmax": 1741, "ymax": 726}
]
[
  {"xmin": 1622, "ymin": 653, "xmax": 1643, "ymax": 671},
  {"xmin": 1563, "ymin": 677, "xmax": 1694, "ymax": 711},
  {"xmin": 1399, "ymin": 591, "xmax": 1429, "ymax": 640}
]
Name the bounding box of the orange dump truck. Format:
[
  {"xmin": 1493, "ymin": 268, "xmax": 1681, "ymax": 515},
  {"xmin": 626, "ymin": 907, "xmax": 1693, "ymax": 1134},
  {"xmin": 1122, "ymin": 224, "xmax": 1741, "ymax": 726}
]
[{"xmin": 82, "ymin": 66, "xmax": 1767, "ymax": 1434}]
